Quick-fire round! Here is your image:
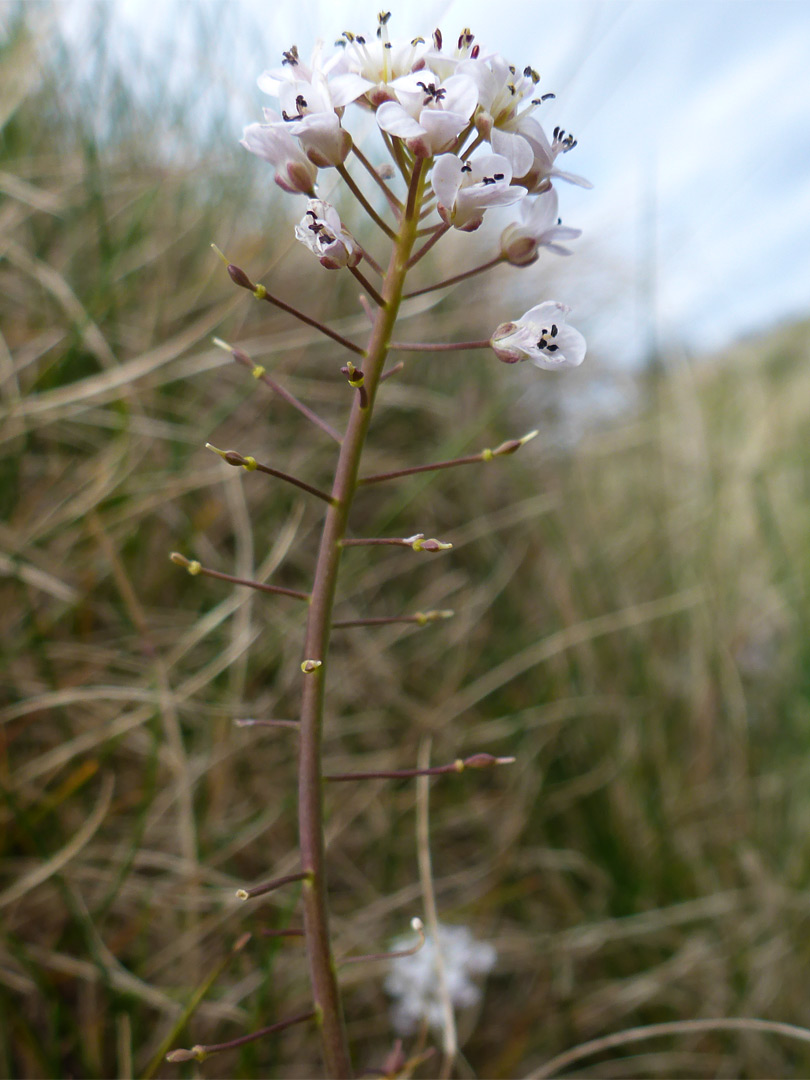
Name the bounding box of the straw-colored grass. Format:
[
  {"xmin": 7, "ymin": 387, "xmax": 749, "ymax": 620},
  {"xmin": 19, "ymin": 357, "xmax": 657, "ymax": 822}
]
[{"xmin": 3, "ymin": 9, "xmax": 810, "ymax": 1078}]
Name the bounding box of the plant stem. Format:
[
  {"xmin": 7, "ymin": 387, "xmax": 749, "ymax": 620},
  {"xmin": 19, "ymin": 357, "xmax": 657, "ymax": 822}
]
[{"xmin": 297, "ymin": 160, "xmax": 426, "ymax": 1079}]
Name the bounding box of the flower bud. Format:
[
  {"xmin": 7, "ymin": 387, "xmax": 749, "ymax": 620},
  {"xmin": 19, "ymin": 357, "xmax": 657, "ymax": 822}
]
[{"xmin": 490, "ymin": 322, "xmax": 524, "ymax": 363}]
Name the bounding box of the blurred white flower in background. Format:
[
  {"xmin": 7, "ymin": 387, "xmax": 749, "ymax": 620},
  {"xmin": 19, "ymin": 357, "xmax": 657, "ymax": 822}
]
[{"xmin": 384, "ymin": 923, "xmax": 496, "ymax": 1035}]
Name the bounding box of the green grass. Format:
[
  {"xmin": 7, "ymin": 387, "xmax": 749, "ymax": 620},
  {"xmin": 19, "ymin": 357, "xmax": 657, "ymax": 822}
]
[{"xmin": 3, "ymin": 7, "xmax": 810, "ymax": 1078}]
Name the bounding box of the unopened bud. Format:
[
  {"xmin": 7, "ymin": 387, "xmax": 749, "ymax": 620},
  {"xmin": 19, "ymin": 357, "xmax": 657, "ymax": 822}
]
[
  {"xmin": 301, "ymin": 659, "xmax": 322, "ymax": 674},
  {"xmin": 227, "ymin": 263, "xmax": 255, "ymax": 291},
  {"xmin": 278, "ymin": 160, "xmax": 317, "ymax": 195}
]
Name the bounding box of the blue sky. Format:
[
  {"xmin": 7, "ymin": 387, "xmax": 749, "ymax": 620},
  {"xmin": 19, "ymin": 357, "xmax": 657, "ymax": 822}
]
[{"xmin": 54, "ymin": 0, "xmax": 810, "ymax": 365}]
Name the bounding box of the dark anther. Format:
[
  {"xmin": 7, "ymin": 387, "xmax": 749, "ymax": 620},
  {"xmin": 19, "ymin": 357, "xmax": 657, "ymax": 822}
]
[
  {"xmin": 537, "ymin": 337, "xmax": 547, "ymax": 350},
  {"xmin": 411, "ymin": 37, "xmax": 425, "ymax": 45},
  {"xmin": 461, "ymin": 162, "xmax": 472, "ymax": 173},
  {"xmin": 509, "ymin": 64, "xmax": 516, "ymax": 75},
  {"xmin": 458, "ymin": 29, "xmax": 474, "ymax": 49},
  {"xmin": 507, "ymin": 83, "xmax": 517, "ymax": 96},
  {"xmin": 550, "ymin": 324, "xmax": 558, "ymax": 337},
  {"xmin": 282, "ymin": 45, "xmax": 299, "ymax": 66},
  {"xmin": 556, "ymin": 217, "xmax": 562, "ymax": 225},
  {"xmin": 482, "ymin": 175, "xmax": 496, "ymax": 185},
  {"xmin": 494, "ymin": 172, "xmax": 505, "ymax": 180},
  {"xmin": 378, "ymin": 10, "xmax": 392, "ymax": 24},
  {"xmin": 433, "ymin": 28, "xmax": 443, "ymax": 50},
  {"xmin": 356, "ymin": 35, "xmax": 366, "ymax": 44},
  {"xmin": 471, "ymin": 44, "xmax": 480, "ymax": 58},
  {"xmin": 417, "ymin": 81, "xmax": 446, "ymax": 104},
  {"xmin": 546, "ymin": 343, "xmax": 559, "ymax": 352},
  {"xmin": 542, "ymin": 92, "xmax": 556, "ymax": 101},
  {"xmin": 384, "ymin": 41, "xmax": 392, "ymax": 49},
  {"xmin": 295, "ymin": 94, "xmax": 308, "ymax": 111}
]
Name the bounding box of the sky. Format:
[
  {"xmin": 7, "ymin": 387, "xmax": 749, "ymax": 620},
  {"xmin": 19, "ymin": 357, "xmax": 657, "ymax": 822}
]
[{"xmin": 51, "ymin": 0, "xmax": 810, "ymax": 366}]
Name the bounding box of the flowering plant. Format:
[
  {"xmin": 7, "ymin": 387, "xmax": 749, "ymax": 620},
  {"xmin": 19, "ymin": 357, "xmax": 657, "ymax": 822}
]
[{"xmin": 168, "ymin": 14, "xmax": 589, "ymax": 1076}]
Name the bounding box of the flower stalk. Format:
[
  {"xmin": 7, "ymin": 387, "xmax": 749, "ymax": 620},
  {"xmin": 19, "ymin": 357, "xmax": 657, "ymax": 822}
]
[
  {"xmin": 295, "ymin": 160, "xmax": 427, "ymax": 1077},
  {"xmin": 170, "ymin": 16, "xmax": 590, "ymax": 1075}
]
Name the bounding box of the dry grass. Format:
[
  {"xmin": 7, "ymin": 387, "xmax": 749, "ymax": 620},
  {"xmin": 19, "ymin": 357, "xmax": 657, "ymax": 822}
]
[{"xmin": 3, "ymin": 8, "xmax": 810, "ymax": 1078}]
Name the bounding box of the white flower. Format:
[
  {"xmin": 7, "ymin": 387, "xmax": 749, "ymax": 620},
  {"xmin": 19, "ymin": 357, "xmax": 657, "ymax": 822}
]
[
  {"xmin": 490, "ymin": 301, "xmax": 586, "ymax": 369},
  {"xmin": 376, "ymin": 70, "xmax": 478, "ymax": 158},
  {"xmin": 295, "ymin": 199, "xmax": 361, "ymax": 269},
  {"xmin": 520, "ymin": 124, "xmax": 592, "ymax": 191},
  {"xmin": 272, "ymin": 73, "xmax": 352, "ymax": 167},
  {"xmin": 255, "ymin": 42, "xmax": 353, "ymax": 168},
  {"xmin": 500, "ymin": 187, "xmax": 581, "ymax": 264},
  {"xmin": 331, "ymin": 14, "xmax": 429, "ymax": 108},
  {"xmin": 431, "ymin": 153, "xmax": 525, "ymax": 232},
  {"xmin": 240, "ymin": 117, "xmax": 317, "ymax": 194},
  {"xmin": 458, "ymin": 54, "xmax": 555, "ymax": 177},
  {"xmin": 384, "ymin": 923, "xmax": 496, "ymax": 1035},
  {"xmin": 257, "ymin": 41, "xmax": 343, "ymax": 99},
  {"xmin": 422, "ymin": 26, "xmax": 488, "ymax": 81}
]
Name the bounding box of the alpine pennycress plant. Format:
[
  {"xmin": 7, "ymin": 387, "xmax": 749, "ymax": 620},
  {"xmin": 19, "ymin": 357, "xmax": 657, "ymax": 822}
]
[{"xmin": 167, "ymin": 14, "xmax": 589, "ymax": 1077}]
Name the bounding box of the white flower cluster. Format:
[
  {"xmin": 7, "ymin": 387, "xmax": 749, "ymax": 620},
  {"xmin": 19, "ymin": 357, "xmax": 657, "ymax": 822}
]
[
  {"xmin": 241, "ymin": 15, "xmax": 589, "ymax": 371},
  {"xmin": 384, "ymin": 922, "xmax": 496, "ymax": 1035}
]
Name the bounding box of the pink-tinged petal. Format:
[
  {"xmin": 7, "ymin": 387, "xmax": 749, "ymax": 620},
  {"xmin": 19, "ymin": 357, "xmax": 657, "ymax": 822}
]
[
  {"xmin": 430, "ymin": 155, "xmax": 462, "ymax": 209},
  {"xmin": 456, "ymin": 58, "xmax": 497, "ymax": 108},
  {"xmin": 419, "ymin": 109, "xmax": 467, "ymax": 152},
  {"xmin": 257, "ymin": 70, "xmax": 285, "ymax": 96},
  {"xmin": 327, "ymin": 72, "xmax": 372, "ymax": 107},
  {"xmin": 491, "ymin": 128, "xmax": 534, "ymax": 179},
  {"xmin": 522, "ymin": 188, "xmax": 558, "ymax": 230},
  {"xmin": 550, "ymin": 167, "xmax": 594, "ymax": 189},
  {"xmin": 543, "ymin": 242, "xmax": 575, "ymax": 256},
  {"xmin": 441, "ymin": 74, "xmax": 479, "ymax": 120},
  {"xmin": 550, "ymin": 225, "xmax": 582, "ymax": 241},
  {"xmin": 524, "ymin": 301, "xmax": 570, "ymax": 324},
  {"xmin": 376, "ymin": 101, "xmax": 424, "ymax": 139}
]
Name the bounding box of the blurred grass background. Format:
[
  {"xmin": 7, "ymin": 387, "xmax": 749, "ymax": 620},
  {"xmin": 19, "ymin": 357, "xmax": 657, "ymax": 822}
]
[{"xmin": 3, "ymin": 6, "xmax": 810, "ymax": 1078}]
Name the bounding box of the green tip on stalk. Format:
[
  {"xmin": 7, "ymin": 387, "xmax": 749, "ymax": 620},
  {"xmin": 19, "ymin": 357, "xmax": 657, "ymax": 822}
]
[
  {"xmin": 210, "ymin": 243, "xmax": 229, "ymax": 266},
  {"xmin": 492, "ymin": 429, "xmax": 540, "ymax": 457},
  {"xmin": 415, "ymin": 609, "xmax": 455, "ymax": 626},
  {"xmin": 205, "ymin": 443, "xmax": 258, "ymax": 470},
  {"xmin": 170, "ymin": 552, "xmax": 201, "ymax": 575},
  {"xmin": 166, "ymin": 1046, "xmax": 207, "ymax": 1064},
  {"xmin": 410, "ymin": 535, "xmax": 453, "ymax": 552},
  {"xmin": 301, "ymin": 659, "xmax": 323, "ymax": 674}
]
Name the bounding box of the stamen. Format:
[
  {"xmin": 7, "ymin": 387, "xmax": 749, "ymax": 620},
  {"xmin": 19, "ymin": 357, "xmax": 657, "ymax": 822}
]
[
  {"xmin": 282, "ymin": 45, "xmax": 299, "ymax": 66},
  {"xmin": 433, "ymin": 28, "xmax": 443, "ymax": 51},
  {"xmin": 461, "ymin": 162, "xmax": 472, "ymax": 173}
]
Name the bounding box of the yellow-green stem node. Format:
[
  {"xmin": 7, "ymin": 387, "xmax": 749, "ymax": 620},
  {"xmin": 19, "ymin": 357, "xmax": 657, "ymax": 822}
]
[
  {"xmin": 187, "ymin": 560, "xmax": 201, "ymax": 576},
  {"xmin": 253, "ymin": 284, "xmax": 267, "ymax": 300},
  {"xmin": 482, "ymin": 448, "xmax": 494, "ymax": 461},
  {"xmin": 252, "ymin": 365, "xmax": 266, "ymax": 379},
  {"xmin": 243, "ymin": 456, "xmax": 258, "ymax": 471}
]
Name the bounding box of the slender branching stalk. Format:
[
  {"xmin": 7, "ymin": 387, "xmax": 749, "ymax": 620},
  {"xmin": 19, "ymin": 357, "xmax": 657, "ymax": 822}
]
[{"xmin": 169, "ymin": 14, "xmax": 589, "ymax": 1075}]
